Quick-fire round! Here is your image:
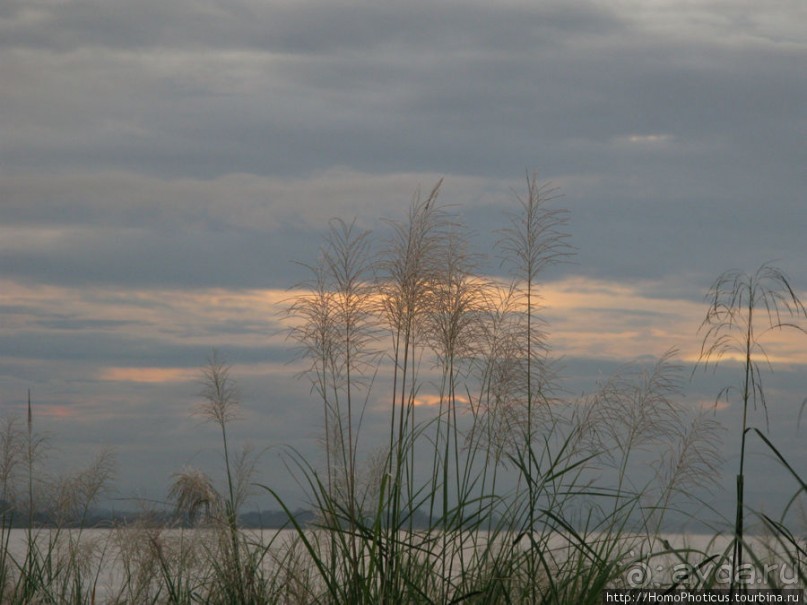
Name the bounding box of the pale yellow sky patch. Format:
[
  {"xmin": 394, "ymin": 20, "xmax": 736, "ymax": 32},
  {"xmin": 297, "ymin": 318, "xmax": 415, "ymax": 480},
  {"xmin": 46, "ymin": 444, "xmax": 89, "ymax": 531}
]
[
  {"xmin": 39, "ymin": 404, "xmax": 74, "ymax": 419},
  {"xmin": 3, "ymin": 276, "xmax": 805, "ymax": 371},
  {"xmin": 98, "ymin": 367, "xmax": 197, "ymax": 383},
  {"xmin": 614, "ymin": 134, "xmax": 674, "ymax": 146},
  {"xmin": 538, "ymin": 276, "xmax": 705, "ymax": 361},
  {"xmin": 540, "ymin": 277, "xmax": 807, "ymax": 365},
  {"xmin": 0, "ymin": 279, "xmax": 286, "ymax": 349},
  {"xmin": 698, "ymin": 397, "xmax": 731, "ymax": 413},
  {"xmin": 412, "ymin": 393, "xmax": 471, "ymax": 408}
]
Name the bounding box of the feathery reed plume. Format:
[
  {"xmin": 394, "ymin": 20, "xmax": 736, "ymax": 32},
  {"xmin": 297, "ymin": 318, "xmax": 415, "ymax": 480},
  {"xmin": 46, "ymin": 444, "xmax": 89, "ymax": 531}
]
[
  {"xmin": 376, "ymin": 180, "xmax": 446, "ymax": 598},
  {"xmin": 378, "ymin": 180, "xmax": 446, "ymax": 477},
  {"xmin": 170, "ymin": 465, "xmax": 221, "ymax": 526},
  {"xmin": 0, "ymin": 415, "xmax": 25, "ymax": 598},
  {"xmin": 422, "ymin": 222, "xmax": 482, "ymax": 519},
  {"xmin": 53, "ymin": 447, "xmax": 116, "ymax": 527},
  {"xmin": 419, "ymin": 217, "xmax": 489, "ymax": 597},
  {"xmin": 288, "ymin": 262, "xmax": 339, "ymax": 493},
  {"xmin": 497, "ymin": 172, "xmax": 572, "ymax": 437},
  {"xmin": 470, "ymin": 282, "xmax": 525, "ymax": 468},
  {"xmin": 288, "ymin": 219, "xmax": 377, "ymax": 504},
  {"xmin": 198, "ymin": 350, "xmax": 240, "ymax": 428},
  {"xmin": 592, "ymin": 349, "xmax": 683, "ymax": 479},
  {"xmin": 196, "ymin": 351, "xmax": 242, "ymax": 516},
  {"xmin": 649, "ymin": 410, "xmax": 723, "ymax": 534},
  {"xmin": 319, "ymin": 218, "xmax": 377, "ymax": 525},
  {"xmin": 287, "ymin": 217, "xmax": 379, "ymax": 594},
  {"xmin": 195, "ymin": 351, "xmax": 254, "ymax": 602},
  {"xmin": 496, "ymin": 172, "xmax": 571, "ymax": 596},
  {"xmin": 0, "ymin": 416, "xmax": 25, "ymax": 516}
]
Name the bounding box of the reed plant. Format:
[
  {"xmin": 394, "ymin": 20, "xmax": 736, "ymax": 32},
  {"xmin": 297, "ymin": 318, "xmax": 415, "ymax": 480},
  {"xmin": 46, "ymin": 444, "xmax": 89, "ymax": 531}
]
[
  {"xmin": 0, "ymin": 393, "xmax": 117, "ymax": 604},
  {"xmin": 696, "ymin": 264, "xmax": 807, "ymax": 590},
  {"xmin": 277, "ymin": 175, "xmax": 759, "ymax": 604},
  {"xmin": 168, "ymin": 352, "xmax": 271, "ymax": 604}
]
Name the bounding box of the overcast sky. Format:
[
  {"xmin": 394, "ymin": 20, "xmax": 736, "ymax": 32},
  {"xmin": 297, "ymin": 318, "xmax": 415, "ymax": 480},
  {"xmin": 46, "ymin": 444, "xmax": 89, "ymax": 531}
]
[{"xmin": 1, "ymin": 0, "xmax": 805, "ymax": 524}]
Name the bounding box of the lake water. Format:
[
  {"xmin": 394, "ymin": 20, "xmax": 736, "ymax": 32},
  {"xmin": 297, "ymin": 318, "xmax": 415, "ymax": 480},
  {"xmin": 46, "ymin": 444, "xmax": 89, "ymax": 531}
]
[{"xmin": 3, "ymin": 528, "xmax": 803, "ymax": 600}]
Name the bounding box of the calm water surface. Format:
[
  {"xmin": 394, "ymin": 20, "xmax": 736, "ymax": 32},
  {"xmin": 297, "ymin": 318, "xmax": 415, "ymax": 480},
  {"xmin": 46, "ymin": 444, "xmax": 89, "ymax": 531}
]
[{"xmin": 4, "ymin": 528, "xmax": 802, "ymax": 599}]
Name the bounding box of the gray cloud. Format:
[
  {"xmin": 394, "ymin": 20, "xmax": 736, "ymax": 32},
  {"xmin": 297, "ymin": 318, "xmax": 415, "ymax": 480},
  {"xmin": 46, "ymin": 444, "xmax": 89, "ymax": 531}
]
[
  {"xmin": 0, "ymin": 1, "xmax": 622, "ymax": 54},
  {"xmin": 2, "ymin": 1, "xmax": 803, "ymax": 182},
  {"xmin": 1, "ymin": 2, "xmax": 803, "ymax": 290}
]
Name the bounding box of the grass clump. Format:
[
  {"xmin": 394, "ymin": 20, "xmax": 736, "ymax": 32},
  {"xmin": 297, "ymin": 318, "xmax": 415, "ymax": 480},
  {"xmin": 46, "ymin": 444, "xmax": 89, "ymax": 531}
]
[
  {"xmin": 277, "ymin": 173, "xmax": 800, "ymax": 603},
  {"xmin": 0, "ymin": 393, "xmax": 116, "ymax": 604}
]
